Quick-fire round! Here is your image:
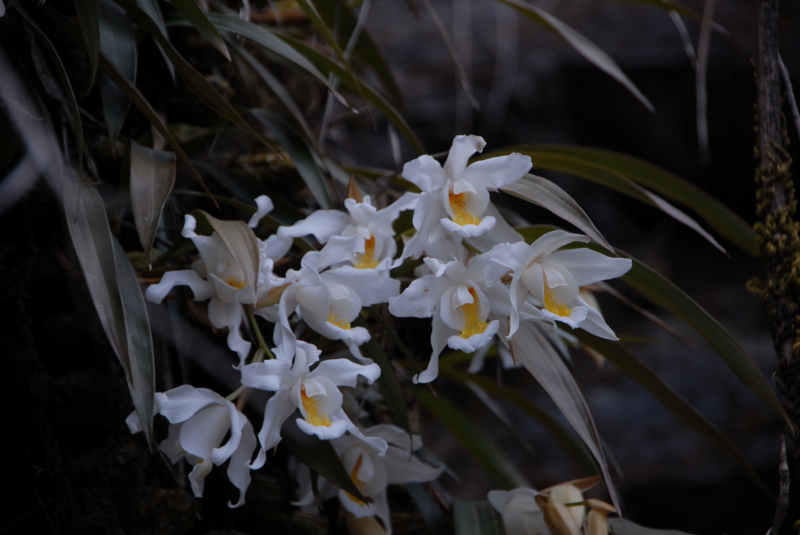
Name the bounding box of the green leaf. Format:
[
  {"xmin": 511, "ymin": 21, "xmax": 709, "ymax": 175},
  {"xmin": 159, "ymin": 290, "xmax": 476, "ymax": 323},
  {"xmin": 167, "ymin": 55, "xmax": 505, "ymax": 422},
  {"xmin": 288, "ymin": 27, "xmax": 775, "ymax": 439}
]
[
  {"xmin": 574, "ymin": 330, "xmax": 774, "ymax": 499},
  {"xmin": 250, "ymin": 109, "xmax": 332, "ymax": 209},
  {"xmin": 501, "ymin": 174, "xmax": 613, "ymax": 253},
  {"xmin": 129, "ymin": 140, "xmax": 176, "ymax": 268},
  {"xmin": 75, "ymin": 0, "xmax": 100, "ymax": 87},
  {"xmin": 608, "ymin": 518, "xmax": 697, "ymax": 535},
  {"xmin": 293, "ymin": 0, "xmax": 371, "ymax": 115},
  {"xmin": 453, "ymin": 499, "xmax": 506, "ymax": 535},
  {"xmin": 111, "ymin": 0, "xmax": 276, "ymax": 153},
  {"xmin": 494, "ymin": 0, "xmax": 653, "ymax": 112},
  {"xmin": 509, "ymin": 322, "xmax": 621, "ymax": 516},
  {"xmin": 198, "ymin": 210, "xmax": 261, "ymax": 305},
  {"xmin": 230, "ymin": 41, "xmax": 316, "ymax": 147},
  {"xmin": 356, "ymin": 319, "xmax": 410, "ymax": 434},
  {"xmin": 406, "ymin": 483, "xmax": 455, "ymax": 535},
  {"xmin": 280, "ymin": 414, "xmax": 366, "ymax": 502},
  {"xmin": 202, "ymin": 12, "xmax": 347, "ymax": 105},
  {"xmin": 170, "ymin": 0, "xmax": 231, "ymax": 60},
  {"xmin": 497, "ymin": 145, "xmax": 756, "ymax": 254},
  {"xmin": 97, "ymin": 0, "xmax": 136, "ymax": 151},
  {"xmin": 417, "ymin": 392, "xmax": 528, "ymax": 489},
  {"xmin": 63, "ymin": 184, "xmax": 155, "ymax": 445},
  {"xmin": 464, "ymin": 380, "xmax": 536, "ymax": 456},
  {"xmin": 12, "ymin": 1, "xmax": 85, "ymax": 179},
  {"xmin": 135, "ymin": 0, "xmax": 175, "ymax": 79},
  {"xmin": 277, "ymin": 33, "xmax": 426, "ymax": 156},
  {"xmin": 98, "ymin": 52, "xmax": 216, "ymax": 203},
  {"xmin": 444, "ymin": 370, "xmax": 597, "ymax": 475},
  {"xmin": 315, "ymin": 0, "xmax": 404, "ymax": 106}
]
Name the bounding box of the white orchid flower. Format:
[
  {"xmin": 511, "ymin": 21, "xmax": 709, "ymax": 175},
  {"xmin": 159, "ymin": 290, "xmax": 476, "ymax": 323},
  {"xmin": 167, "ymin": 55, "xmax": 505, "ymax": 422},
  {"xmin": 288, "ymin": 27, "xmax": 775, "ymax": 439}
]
[
  {"xmin": 278, "ymin": 193, "xmax": 417, "ymax": 271},
  {"xmin": 488, "ymin": 488, "xmax": 550, "ymax": 535},
  {"xmin": 388, "ymin": 252, "xmax": 510, "ymax": 383},
  {"xmin": 241, "ymin": 340, "xmax": 386, "ymax": 469},
  {"xmin": 295, "ymin": 424, "xmax": 443, "ymax": 535},
  {"xmin": 125, "ymin": 385, "xmax": 257, "ymax": 508},
  {"xmin": 145, "ymin": 196, "xmax": 291, "ymax": 366},
  {"xmin": 484, "ymin": 230, "xmax": 631, "ymax": 340},
  {"xmin": 399, "ymin": 135, "xmax": 531, "ymax": 262},
  {"xmin": 274, "ymin": 251, "xmax": 399, "ymax": 362}
]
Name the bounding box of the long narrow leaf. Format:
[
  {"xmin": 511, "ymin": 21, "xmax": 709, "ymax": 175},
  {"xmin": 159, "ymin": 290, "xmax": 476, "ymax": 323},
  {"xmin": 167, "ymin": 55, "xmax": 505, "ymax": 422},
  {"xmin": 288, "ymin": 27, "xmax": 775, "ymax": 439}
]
[
  {"xmin": 98, "ymin": 0, "xmax": 136, "ymax": 151},
  {"xmin": 135, "ymin": 0, "xmax": 175, "ymax": 79},
  {"xmin": 111, "ymin": 0, "xmax": 276, "ymax": 152},
  {"xmin": 418, "ymin": 392, "xmax": 529, "ymax": 489},
  {"xmin": 278, "ymin": 34, "xmax": 426, "ymax": 155},
  {"xmin": 129, "ymin": 140, "xmax": 176, "ymax": 268},
  {"xmin": 510, "ymin": 322, "xmax": 621, "ymax": 516},
  {"xmin": 98, "ymin": 52, "xmax": 216, "ymax": 204},
  {"xmin": 453, "ymin": 499, "xmax": 506, "ymax": 535},
  {"xmin": 496, "ymin": 145, "xmax": 756, "ymax": 254},
  {"xmin": 495, "ymin": 0, "xmax": 653, "ymax": 112},
  {"xmin": 406, "ymin": 483, "xmax": 455, "ymax": 535},
  {"xmin": 501, "ymin": 174, "xmax": 613, "ymax": 253},
  {"xmin": 74, "ymin": 0, "xmax": 100, "ymax": 87},
  {"xmin": 574, "ymin": 330, "xmax": 774, "ymax": 498},
  {"xmin": 171, "ymin": 0, "xmax": 231, "ymax": 60},
  {"xmin": 250, "ymin": 109, "xmax": 332, "ymax": 209},
  {"xmin": 12, "ymin": 1, "xmax": 85, "ymax": 178}
]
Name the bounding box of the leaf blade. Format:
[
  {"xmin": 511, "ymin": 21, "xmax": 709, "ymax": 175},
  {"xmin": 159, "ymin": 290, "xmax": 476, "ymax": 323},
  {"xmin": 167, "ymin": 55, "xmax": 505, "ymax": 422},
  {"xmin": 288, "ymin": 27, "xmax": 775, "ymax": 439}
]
[
  {"xmin": 171, "ymin": 0, "xmax": 231, "ymax": 60},
  {"xmin": 75, "ymin": 0, "xmax": 101, "ymax": 87},
  {"xmin": 452, "ymin": 499, "xmax": 507, "ymax": 535},
  {"xmin": 98, "ymin": 0, "xmax": 136, "ymax": 150}
]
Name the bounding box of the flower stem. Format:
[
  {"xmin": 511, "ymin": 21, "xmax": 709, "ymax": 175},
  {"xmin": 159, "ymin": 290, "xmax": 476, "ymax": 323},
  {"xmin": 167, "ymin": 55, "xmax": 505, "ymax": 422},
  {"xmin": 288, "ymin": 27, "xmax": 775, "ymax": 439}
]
[
  {"xmin": 225, "ymin": 385, "xmax": 247, "ymax": 401},
  {"xmin": 247, "ymin": 307, "xmax": 275, "ymax": 359}
]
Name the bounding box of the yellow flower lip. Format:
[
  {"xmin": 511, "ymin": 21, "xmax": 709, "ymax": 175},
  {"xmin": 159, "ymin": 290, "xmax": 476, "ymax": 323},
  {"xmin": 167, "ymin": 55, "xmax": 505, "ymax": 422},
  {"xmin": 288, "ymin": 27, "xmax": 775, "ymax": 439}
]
[
  {"xmin": 543, "ymin": 273, "xmax": 570, "ymax": 317},
  {"xmin": 345, "ymin": 454, "xmax": 368, "ymax": 504},
  {"xmin": 459, "ymin": 287, "xmax": 489, "ymax": 338},
  {"xmin": 327, "ymin": 312, "xmax": 352, "ymax": 330},
  {"xmin": 225, "ymin": 275, "xmax": 246, "ymax": 290},
  {"xmin": 301, "ymin": 388, "xmax": 332, "ymax": 427},
  {"xmin": 354, "ymin": 235, "xmax": 380, "ymax": 269},
  {"xmin": 448, "ymin": 191, "xmax": 481, "ymax": 226}
]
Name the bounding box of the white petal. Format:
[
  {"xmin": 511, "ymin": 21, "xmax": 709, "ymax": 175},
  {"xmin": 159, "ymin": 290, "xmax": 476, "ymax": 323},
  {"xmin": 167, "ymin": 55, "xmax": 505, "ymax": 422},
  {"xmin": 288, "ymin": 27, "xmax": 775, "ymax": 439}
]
[
  {"xmin": 188, "ymin": 458, "xmax": 213, "ymax": 497},
  {"xmin": 338, "ymin": 488, "xmax": 378, "ymax": 519},
  {"xmin": 159, "ymin": 422, "xmax": 185, "ymax": 464},
  {"xmin": 546, "ymin": 249, "xmax": 632, "ymax": 286},
  {"xmin": 179, "ymin": 404, "xmax": 230, "ymax": 462},
  {"xmin": 373, "ymin": 490, "xmax": 393, "ymax": 535},
  {"xmin": 447, "ymin": 320, "xmax": 499, "ymax": 353},
  {"xmin": 309, "ymin": 359, "xmax": 381, "ymax": 387},
  {"xmin": 576, "ymin": 298, "xmax": 619, "ymax": 340},
  {"xmin": 345, "ymin": 418, "xmax": 389, "ymax": 454},
  {"xmin": 277, "ymin": 210, "xmax": 351, "ymax": 244},
  {"xmin": 241, "ymin": 360, "xmax": 296, "ymax": 391},
  {"xmin": 388, "ymin": 275, "xmax": 452, "ymax": 318},
  {"xmin": 318, "ymin": 235, "xmax": 365, "ymax": 270},
  {"xmin": 211, "ymin": 401, "xmax": 246, "ymax": 465},
  {"xmin": 252, "ymin": 389, "xmax": 295, "ymax": 469},
  {"xmin": 528, "ymin": 230, "xmax": 590, "ymax": 264},
  {"xmin": 227, "ymin": 420, "xmax": 257, "ymax": 508},
  {"xmin": 383, "ymin": 448, "xmax": 443, "ymax": 485},
  {"xmin": 158, "ymin": 385, "xmax": 221, "ymax": 423},
  {"xmin": 296, "ymin": 417, "xmax": 349, "ymax": 440},
  {"xmin": 414, "ymin": 312, "xmax": 452, "ymax": 384},
  {"xmin": 367, "ymin": 424, "xmax": 422, "ymax": 452},
  {"xmin": 402, "ymin": 155, "xmax": 446, "ymax": 192},
  {"xmin": 261, "ymin": 233, "xmax": 292, "ymax": 261},
  {"xmin": 209, "ymin": 273, "xmax": 244, "ymax": 304},
  {"xmin": 486, "ymin": 242, "xmax": 530, "ymax": 273},
  {"xmin": 323, "ymin": 266, "xmax": 401, "ymax": 306},
  {"xmin": 295, "ymin": 284, "xmax": 332, "ymax": 324},
  {"xmin": 145, "ymin": 269, "xmax": 214, "ymax": 304},
  {"xmin": 248, "ymin": 195, "xmax": 274, "ymax": 227},
  {"xmin": 125, "ymin": 410, "xmax": 142, "ymax": 434},
  {"xmin": 444, "ymin": 135, "xmax": 486, "ymax": 179},
  {"xmin": 466, "ymin": 153, "xmax": 531, "ymax": 190},
  {"xmin": 373, "ymin": 192, "xmax": 419, "ymax": 232},
  {"xmin": 441, "ymin": 216, "xmax": 496, "ymax": 238}
]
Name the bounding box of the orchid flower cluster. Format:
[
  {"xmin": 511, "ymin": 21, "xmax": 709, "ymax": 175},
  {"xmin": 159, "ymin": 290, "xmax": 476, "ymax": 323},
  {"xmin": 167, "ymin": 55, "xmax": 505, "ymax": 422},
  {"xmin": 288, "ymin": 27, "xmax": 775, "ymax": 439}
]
[{"xmin": 128, "ymin": 135, "xmax": 631, "ymax": 530}]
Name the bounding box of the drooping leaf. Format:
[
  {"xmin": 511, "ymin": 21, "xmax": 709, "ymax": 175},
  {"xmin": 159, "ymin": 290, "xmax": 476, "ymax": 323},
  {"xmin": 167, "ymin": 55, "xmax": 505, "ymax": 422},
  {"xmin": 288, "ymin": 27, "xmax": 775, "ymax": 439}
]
[
  {"xmin": 250, "ymin": 108, "xmax": 332, "ymax": 209},
  {"xmin": 316, "ymin": 0, "xmax": 404, "ymax": 106},
  {"xmin": 277, "ymin": 33, "xmax": 426, "ymax": 155},
  {"xmin": 444, "ymin": 369, "xmax": 598, "ymax": 475},
  {"xmin": 574, "ymin": 330, "xmax": 774, "ymax": 498},
  {"xmin": 111, "ymin": 236, "xmax": 156, "ymax": 450},
  {"xmin": 74, "ymin": 0, "xmax": 100, "ymax": 87},
  {"xmin": 464, "ymin": 380, "xmax": 536, "ymax": 455},
  {"xmin": 510, "ymin": 322, "xmax": 621, "ymax": 516},
  {"xmin": 293, "ymin": 0, "xmax": 371, "ymax": 115},
  {"xmin": 494, "ymin": 0, "xmax": 653, "ymax": 112},
  {"xmin": 494, "ymin": 145, "xmax": 756, "ymax": 254},
  {"xmin": 501, "ymin": 174, "xmax": 613, "ymax": 253},
  {"xmin": 406, "ymin": 483, "xmax": 455, "ymax": 535},
  {"xmin": 129, "ymin": 140, "xmax": 176, "ymax": 268},
  {"xmin": 202, "ymin": 12, "xmax": 347, "ymax": 104},
  {"xmin": 111, "ymin": 0, "xmax": 276, "ymax": 153},
  {"xmin": 453, "ymin": 499, "xmax": 507, "ymax": 535},
  {"xmin": 280, "ymin": 414, "xmax": 366, "ymax": 502},
  {"xmin": 135, "ymin": 0, "xmax": 175, "ymax": 79},
  {"xmin": 198, "ymin": 210, "xmax": 261, "ymax": 305},
  {"xmin": 171, "ymin": 0, "xmax": 231, "ymax": 60},
  {"xmin": 418, "ymin": 392, "xmax": 528, "ymax": 489},
  {"xmin": 230, "ymin": 41, "xmax": 315, "ymax": 147},
  {"xmin": 608, "ymin": 518, "xmax": 696, "ymax": 535},
  {"xmin": 356, "ymin": 318, "xmax": 410, "ymax": 434},
  {"xmin": 98, "ymin": 52, "xmax": 216, "ymax": 203},
  {"xmin": 97, "ymin": 0, "xmax": 136, "ymax": 151},
  {"xmin": 12, "ymin": 0, "xmax": 85, "ymax": 178},
  {"xmin": 63, "ymin": 184, "xmax": 155, "ymax": 444}
]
